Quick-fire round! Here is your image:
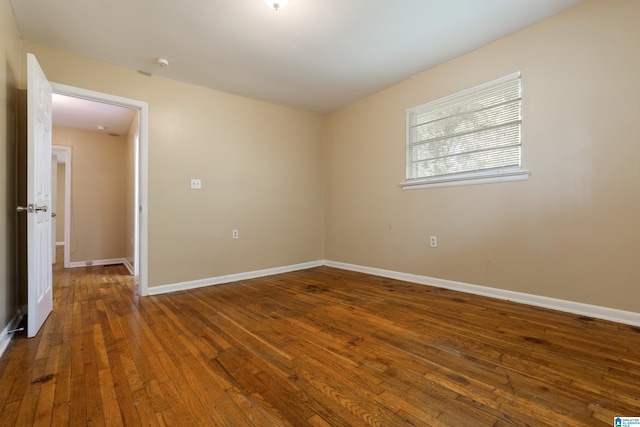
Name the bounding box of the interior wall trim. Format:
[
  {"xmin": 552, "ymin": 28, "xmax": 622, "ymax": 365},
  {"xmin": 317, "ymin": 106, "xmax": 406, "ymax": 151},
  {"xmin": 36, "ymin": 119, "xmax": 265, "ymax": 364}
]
[
  {"xmin": 68, "ymin": 258, "xmax": 127, "ymax": 268},
  {"xmin": 122, "ymin": 259, "xmax": 134, "ymax": 276},
  {"xmin": 324, "ymin": 260, "xmax": 640, "ymax": 327},
  {"xmin": 143, "ymin": 259, "xmax": 640, "ymax": 327},
  {"xmin": 0, "ymin": 310, "xmax": 22, "ymax": 359},
  {"xmin": 148, "ymin": 260, "xmax": 324, "ymax": 296}
]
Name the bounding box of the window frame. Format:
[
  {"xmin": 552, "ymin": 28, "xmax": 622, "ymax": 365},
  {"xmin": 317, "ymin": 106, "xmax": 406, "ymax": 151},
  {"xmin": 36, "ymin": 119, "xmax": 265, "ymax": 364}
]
[{"xmin": 401, "ymin": 72, "xmax": 529, "ymax": 190}]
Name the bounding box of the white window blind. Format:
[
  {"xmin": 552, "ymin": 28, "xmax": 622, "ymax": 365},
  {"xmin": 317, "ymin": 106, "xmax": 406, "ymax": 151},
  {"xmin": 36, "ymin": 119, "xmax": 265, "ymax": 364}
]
[{"xmin": 405, "ymin": 72, "xmax": 524, "ymax": 187}]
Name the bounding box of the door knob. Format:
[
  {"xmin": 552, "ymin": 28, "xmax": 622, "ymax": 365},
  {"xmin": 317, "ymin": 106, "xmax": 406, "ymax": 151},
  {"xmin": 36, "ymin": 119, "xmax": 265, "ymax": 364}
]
[
  {"xmin": 16, "ymin": 204, "xmax": 33, "ymax": 213},
  {"xmin": 16, "ymin": 204, "xmax": 48, "ymax": 213}
]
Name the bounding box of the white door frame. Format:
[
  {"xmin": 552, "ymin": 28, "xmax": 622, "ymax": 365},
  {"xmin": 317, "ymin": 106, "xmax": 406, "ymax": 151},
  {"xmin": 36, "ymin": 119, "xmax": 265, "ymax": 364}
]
[
  {"xmin": 51, "ymin": 155, "xmax": 57, "ymax": 264},
  {"xmin": 51, "ymin": 145, "xmax": 71, "ymax": 268},
  {"xmin": 50, "ymin": 83, "xmax": 150, "ymax": 296}
]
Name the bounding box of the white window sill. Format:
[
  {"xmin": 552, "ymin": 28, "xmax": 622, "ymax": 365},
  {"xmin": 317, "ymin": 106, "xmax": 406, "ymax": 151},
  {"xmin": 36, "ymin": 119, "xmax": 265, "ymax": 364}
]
[{"xmin": 400, "ymin": 169, "xmax": 529, "ymax": 190}]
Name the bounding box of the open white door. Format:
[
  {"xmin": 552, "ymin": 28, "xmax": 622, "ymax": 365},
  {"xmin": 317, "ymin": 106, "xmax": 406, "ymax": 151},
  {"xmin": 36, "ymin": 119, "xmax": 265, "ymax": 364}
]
[{"xmin": 24, "ymin": 53, "xmax": 53, "ymax": 338}]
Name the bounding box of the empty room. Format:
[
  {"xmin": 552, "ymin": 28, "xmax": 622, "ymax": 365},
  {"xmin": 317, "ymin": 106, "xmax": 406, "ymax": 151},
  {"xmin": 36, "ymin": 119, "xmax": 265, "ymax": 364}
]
[{"xmin": 1, "ymin": 0, "xmax": 639, "ymax": 425}]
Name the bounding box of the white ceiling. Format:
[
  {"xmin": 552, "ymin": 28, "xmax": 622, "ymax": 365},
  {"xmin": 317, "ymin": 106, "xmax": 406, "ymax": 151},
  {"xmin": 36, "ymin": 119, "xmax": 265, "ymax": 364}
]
[
  {"xmin": 12, "ymin": 0, "xmax": 583, "ymax": 114},
  {"xmin": 52, "ymin": 94, "xmax": 136, "ymax": 136}
]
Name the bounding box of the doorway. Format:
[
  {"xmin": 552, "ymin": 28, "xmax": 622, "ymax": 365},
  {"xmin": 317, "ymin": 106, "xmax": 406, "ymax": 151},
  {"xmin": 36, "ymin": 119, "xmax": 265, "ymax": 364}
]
[
  {"xmin": 50, "ymin": 83, "xmax": 149, "ymax": 296},
  {"xmin": 51, "ymin": 145, "xmax": 70, "ymax": 267}
]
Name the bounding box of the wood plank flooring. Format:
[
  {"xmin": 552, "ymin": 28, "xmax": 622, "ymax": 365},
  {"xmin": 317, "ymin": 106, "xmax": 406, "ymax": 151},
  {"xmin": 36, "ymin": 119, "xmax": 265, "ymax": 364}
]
[{"xmin": 1, "ymin": 252, "xmax": 639, "ymax": 426}]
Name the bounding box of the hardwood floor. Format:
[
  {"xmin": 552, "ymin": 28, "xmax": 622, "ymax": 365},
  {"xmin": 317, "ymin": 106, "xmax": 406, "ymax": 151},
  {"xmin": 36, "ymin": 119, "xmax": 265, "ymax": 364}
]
[{"xmin": 1, "ymin": 253, "xmax": 639, "ymax": 426}]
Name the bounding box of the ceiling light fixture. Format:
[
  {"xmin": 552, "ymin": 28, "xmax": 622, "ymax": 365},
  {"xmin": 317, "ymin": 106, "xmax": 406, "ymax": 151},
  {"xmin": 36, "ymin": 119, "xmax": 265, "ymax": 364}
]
[
  {"xmin": 265, "ymin": 0, "xmax": 288, "ymax": 11},
  {"xmin": 156, "ymin": 58, "xmax": 170, "ymax": 68}
]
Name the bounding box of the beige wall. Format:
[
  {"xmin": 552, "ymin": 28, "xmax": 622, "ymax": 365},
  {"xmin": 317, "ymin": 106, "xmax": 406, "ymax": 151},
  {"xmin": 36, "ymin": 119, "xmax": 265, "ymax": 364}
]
[
  {"xmin": 52, "ymin": 127, "xmax": 128, "ymax": 263},
  {"xmin": 56, "ymin": 162, "xmax": 65, "ymax": 242},
  {"xmin": 1, "ymin": 0, "xmax": 22, "ymax": 332},
  {"xmin": 21, "ymin": 42, "xmax": 325, "ymax": 287},
  {"xmin": 324, "ymin": 0, "xmax": 640, "ymax": 313}
]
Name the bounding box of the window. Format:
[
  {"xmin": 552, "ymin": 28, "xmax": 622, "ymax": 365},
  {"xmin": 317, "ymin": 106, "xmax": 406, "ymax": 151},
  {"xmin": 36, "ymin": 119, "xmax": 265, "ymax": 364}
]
[{"xmin": 402, "ymin": 72, "xmax": 528, "ymax": 189}]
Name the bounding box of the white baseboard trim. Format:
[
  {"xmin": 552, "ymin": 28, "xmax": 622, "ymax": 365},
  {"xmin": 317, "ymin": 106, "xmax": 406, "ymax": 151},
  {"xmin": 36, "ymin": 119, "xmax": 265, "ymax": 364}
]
[
  {"xmin": 69, "ymin": 258, "xmax": 126, "ymax": 268},
  {"xmin": 0, "ymin": 310, "xmax": 23, "ymax": 360},
  {"xmin": 56, "ymin": 242, "xmax": 64, "ymax": 246},
  {"xmin": 148, "ymin": 260, "xmax": 324, "ymax": 296},
  {"xmin": 122, "ymin": 259, "xmax": 134, "ymax": 276},
  {"xmin": 324, "ymin": 260, "xmax": 640, "ymax": 327}
]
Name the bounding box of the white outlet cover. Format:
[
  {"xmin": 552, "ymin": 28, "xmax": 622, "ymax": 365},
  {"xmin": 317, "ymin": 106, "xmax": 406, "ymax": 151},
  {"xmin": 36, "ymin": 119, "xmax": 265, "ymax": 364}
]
[{"xmin": 190, "ymin": 178, "xmax": 202, "ymax": 189}]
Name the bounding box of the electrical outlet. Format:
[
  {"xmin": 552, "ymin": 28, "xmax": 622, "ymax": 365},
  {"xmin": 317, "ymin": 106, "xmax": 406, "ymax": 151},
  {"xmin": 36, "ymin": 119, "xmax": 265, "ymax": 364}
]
[
  {"xmin": 232, "ymin": 229, "xmax": 239, "ymax": 239},
  {"xmin": 430, "ymin": 236, "xmax": 438, "ymax": 248},
  {"xmin": 190, "ymin": 178, "xmax": 202, "ymax": 189}
]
